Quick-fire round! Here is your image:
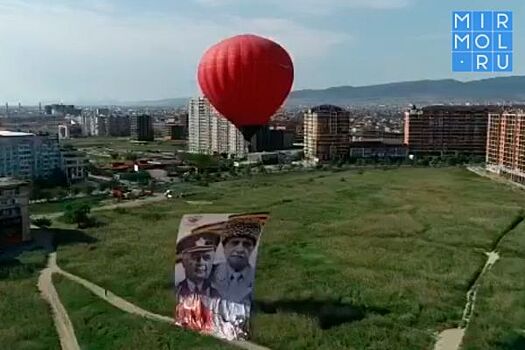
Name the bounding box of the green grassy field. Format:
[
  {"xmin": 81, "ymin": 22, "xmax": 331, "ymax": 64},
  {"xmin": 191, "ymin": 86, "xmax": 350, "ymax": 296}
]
[
  {"xmin": 0, "ymin": 250, "xmax": 59, "ymax": 350},
  {"xmin": 49, "ymin": 167, "xmax": 525, "ymax": 349},
  {"xmin": 53, "ymin": 275, "xmax": 234, "ymax": 350}
]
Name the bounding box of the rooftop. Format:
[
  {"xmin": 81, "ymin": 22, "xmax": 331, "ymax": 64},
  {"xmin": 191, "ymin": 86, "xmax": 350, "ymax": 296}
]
[
  {"xmin": 0, "ymin": 177, "xmax": 30, "ymax": 188},
  {"xmin": 0, "ymin": 130, "xmax": 35, "ymax": 137},
  {"xmin": 310, "ymin": 105, "xmax": 345, "ymax": 114}
]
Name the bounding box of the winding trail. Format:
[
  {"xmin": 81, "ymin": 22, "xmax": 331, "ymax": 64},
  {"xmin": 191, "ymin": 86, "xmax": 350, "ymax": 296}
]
[
  {"xmin": 35, "ymin": 195, "xmax": 268, "ymax": 349},
  {"xmin": 434, "ymin": 168, "xmax": 525, "ymax": 350},
  {"xmin": 433, "ymin": 251, "xmax": 500, "ymax": 350},
  {"xmin": 39, "ymin": 252, "xmax": 268, "ymax": 350},
  {"xmin": 434, "ymin": 215, "xmax": 523, "ymax": 350},
  {"xmin": 37, "ymin": 253, "xmax": 80, "ymax": 350}
]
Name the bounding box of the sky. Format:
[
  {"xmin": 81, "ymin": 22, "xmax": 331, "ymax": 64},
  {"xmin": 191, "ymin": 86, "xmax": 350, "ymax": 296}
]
[{"xmin": 0, "ymin": 0, "xmax": 523, "ymax": 104}]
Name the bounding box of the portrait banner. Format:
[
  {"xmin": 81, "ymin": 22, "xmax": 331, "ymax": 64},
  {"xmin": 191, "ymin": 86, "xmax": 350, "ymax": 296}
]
[{"xmin": 173, "ymin": 212, "xmax": 269, "ymax": 341}]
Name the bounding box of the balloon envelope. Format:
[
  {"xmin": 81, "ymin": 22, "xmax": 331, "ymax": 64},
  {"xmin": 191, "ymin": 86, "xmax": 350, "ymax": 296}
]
[{"xmin": 198, "ymin": 34, "xmax": 294, "ymax": 138}]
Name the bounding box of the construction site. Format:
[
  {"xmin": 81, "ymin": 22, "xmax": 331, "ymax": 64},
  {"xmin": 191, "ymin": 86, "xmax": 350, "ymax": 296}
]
[{"xmin": 486, "ymin": 108, "xmax": 525, "ymax": 185}]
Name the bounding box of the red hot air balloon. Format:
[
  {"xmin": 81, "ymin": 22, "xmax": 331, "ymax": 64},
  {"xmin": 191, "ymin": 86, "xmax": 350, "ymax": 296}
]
[{"xmin": 198, "ymin": 34, "xmax": 294, "ymax": 141}]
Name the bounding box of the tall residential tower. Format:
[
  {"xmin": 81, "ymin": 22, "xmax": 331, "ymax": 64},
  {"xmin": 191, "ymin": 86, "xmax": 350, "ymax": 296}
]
[
  {"xmin": 303, "ymin": 105, "xmax": 350, "ymax": 163},
  {"xmin": 188, "ymin": 97, "xmax": 248, "ymax": 157}
]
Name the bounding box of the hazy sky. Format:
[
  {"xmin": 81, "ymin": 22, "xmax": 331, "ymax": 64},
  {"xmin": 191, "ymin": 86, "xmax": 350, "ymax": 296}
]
[{"xmin": 0, "ymin": 0, "xmax": 523, "ymax": 104}]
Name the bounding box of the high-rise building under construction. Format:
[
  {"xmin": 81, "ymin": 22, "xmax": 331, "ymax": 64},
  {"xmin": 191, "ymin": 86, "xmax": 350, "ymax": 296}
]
[{"xmin": 486, "ymin": 108, "xmax": 525, "ymax": 184}]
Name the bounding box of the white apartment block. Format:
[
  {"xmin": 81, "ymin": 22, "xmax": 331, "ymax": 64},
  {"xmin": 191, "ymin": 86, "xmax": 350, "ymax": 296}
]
[
  {"xmin": 0, "ymin": 131, "xmax": 61, "ymax": 179},
  {"xmin": 188, "ymin": 97, "xmax": 248, "ymax": 157}
]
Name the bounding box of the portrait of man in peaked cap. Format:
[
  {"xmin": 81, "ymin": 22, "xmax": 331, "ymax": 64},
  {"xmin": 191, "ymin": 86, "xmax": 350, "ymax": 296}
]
[{"xmin": 176, "ymin": 222, "xmax": 224, "ymax": 300}]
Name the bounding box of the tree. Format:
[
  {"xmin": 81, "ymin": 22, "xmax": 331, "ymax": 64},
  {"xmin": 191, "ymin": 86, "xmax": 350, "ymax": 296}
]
[
  {"xmin": 33, "ymin": 217, "xmax": 52, "ymax": 229},
  {"xmin": 63, "ymin": 203, "xmax": 92, "ymax": 228},
  {"xmin": 71, "ymin": 187, "xmax": 81, "ymax": 196},
  {"xmin": 184, "ymin": 153, "xmax": 219, "ymax": 172},
  {"xmin": 124, "ymin": 152, "xmax": 138, "ymax": 161}
]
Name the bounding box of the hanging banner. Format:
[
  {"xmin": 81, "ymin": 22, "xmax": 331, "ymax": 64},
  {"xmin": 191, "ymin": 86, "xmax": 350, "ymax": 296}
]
[{"xmin": 174, "ymin": 212, "xmax": 269, "ymax": 341}]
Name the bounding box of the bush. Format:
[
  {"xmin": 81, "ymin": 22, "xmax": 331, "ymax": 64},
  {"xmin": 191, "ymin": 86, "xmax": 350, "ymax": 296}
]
[
  {"xmin": 33, "ymin": 217, "xmax": 52, "ymax": 228},
  {"xmin": 124, "ymin": 152, "xmax": 138, "ymax": 161},
  {"xmin": 62, "ymin": 203, "xmax": 93, "ymax": 228}
]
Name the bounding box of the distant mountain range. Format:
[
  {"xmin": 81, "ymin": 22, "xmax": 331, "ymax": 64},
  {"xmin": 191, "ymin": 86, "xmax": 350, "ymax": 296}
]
[
  {"xmin": 288, "ymin": 76, "xmax": 525, "ymax": 107},
  {"xmin": 75, "ymin": 76, "xmax": 525, "ymax": 107}
]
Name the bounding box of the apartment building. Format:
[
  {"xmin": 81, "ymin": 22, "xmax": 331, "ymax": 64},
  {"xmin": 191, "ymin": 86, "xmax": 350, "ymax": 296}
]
[
  {"xmin": 486, "ymin": 108, "xmax": 525, "ymax": 184},
  {"xmin": 188, "ymin": 97, "xmax": 248, "ymax": 157},
  {"xmin": 61, "ymin": 149, "xmax": 89, "ymax": 183},
  {"xmin": 404, "ymin": 105, "xmax": 498, "ymax": 155},
  {"xmin": 131, "ymin": 114, "xmax": 154, "ymax": 141},
  {"xmin": 0, "ymin": 131, "xmax": 61, "ymax": 179},
  {"xmin": 0, "ymin": 178, "xmax": 30, "ymax": 246},
  {"xmin": 303, "ymin": 105, "xmax": 351, "ymax": 163}
]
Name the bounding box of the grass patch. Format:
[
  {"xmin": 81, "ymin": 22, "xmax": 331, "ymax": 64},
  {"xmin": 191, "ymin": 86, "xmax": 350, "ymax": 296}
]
[
  {"xmin": 52, "ymin": 167, "xmax": 525, "ymax": 349},
  {"xmin": 31, "ymin": 195, "xmax": 109, "ymax": 215},
  {"xmin": 0, "ymin": 250, "xmax": 59, "ymax": 349}
]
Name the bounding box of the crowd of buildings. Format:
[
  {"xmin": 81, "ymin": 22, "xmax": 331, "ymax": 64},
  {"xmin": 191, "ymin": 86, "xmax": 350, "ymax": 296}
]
[
  {"xmin": 3, "ymin": 99, "xmax": 525, "ymax": 247},
  {"xmin": 172, "ymin": 97, "xmax": 525, "ymax": 189}
]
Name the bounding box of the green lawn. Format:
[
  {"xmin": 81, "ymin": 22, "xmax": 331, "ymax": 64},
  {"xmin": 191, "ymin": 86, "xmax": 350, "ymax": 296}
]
[
  {"xmin": 52, "ymin": 167, "xmax": 525, "ymax": 349},
  {"xmin": 0, "ymin": 250, "xmax": 59, "ymax": 350},
  {"xmin": 53, "ymin": 275, "xmax": 234, "ymax": 350}
]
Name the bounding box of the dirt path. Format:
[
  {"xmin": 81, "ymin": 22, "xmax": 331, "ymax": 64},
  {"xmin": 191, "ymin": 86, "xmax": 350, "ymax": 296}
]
[
  {"xmin": 37, "ymin": 253, "xmax": 80, "ymax": 350},
  {"xmin": 33, "ymin": 194, "xmax": 167, "ymax": 220},
  {"xmin": 39, "ymin": 250, "xmax": 268, "ymax": 350},
  {"xmin": 55, "ymin": 266, "xmax": 269, "ymax": 350},
  {"xmin": 433, "ymin": 250, "xmax": 500, "ymax": 350},
  {"xmin": 434, "ymin": 168, "xmax": 525, "ymax": 350},
  {"xmin": 56, "ymin": 267, "xmax": 174, "ymax": 324}
]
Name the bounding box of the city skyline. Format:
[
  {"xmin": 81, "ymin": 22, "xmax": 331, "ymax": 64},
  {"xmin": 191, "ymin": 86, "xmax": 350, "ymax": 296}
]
[{"xmin": 0, "ymin": 0, "xmax": 523, "ymax": 104}]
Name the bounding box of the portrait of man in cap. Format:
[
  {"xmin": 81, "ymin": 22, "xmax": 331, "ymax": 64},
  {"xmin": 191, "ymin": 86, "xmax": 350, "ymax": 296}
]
[
  {"xmin": 211, "ymin": 213, "xmax": 269, "ymax": 304},
  {"xmin": 176, "ymin": 222, "xmax": 223, "ymax": 300}
]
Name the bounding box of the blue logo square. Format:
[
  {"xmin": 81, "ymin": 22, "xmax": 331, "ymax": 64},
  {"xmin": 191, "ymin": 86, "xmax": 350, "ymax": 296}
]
[
  {"xmin": 494, "ymin": 32, "xmax": 512, "ymax": 50},
  {"xmin": 452, "ymin": 52, "xmax": 472, "ymax": 72},
  {"xmin": 473, "ymin": 32, "xmax": 492, "ymax": 51},
  {"xmin": 473, "ymin": 53, "xmax": 493, "ymax": 72},
  {"xmin": 473, "ymin": 11, "xmax": 493, "ymax": 31},
  {"xmin": 452, "ymin": 32, "xmax": 471, "ymax": 51},
  {"xmin": 452, "ymin": 11, "xmax": 472, "ymax": 30},
  {"xmin": 494, "ymin": 11, "xmax": 512, "ymax": 31},
  {"xmin": 494, "ymin": 52, "xmax": 512, "ymax": 72}
]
